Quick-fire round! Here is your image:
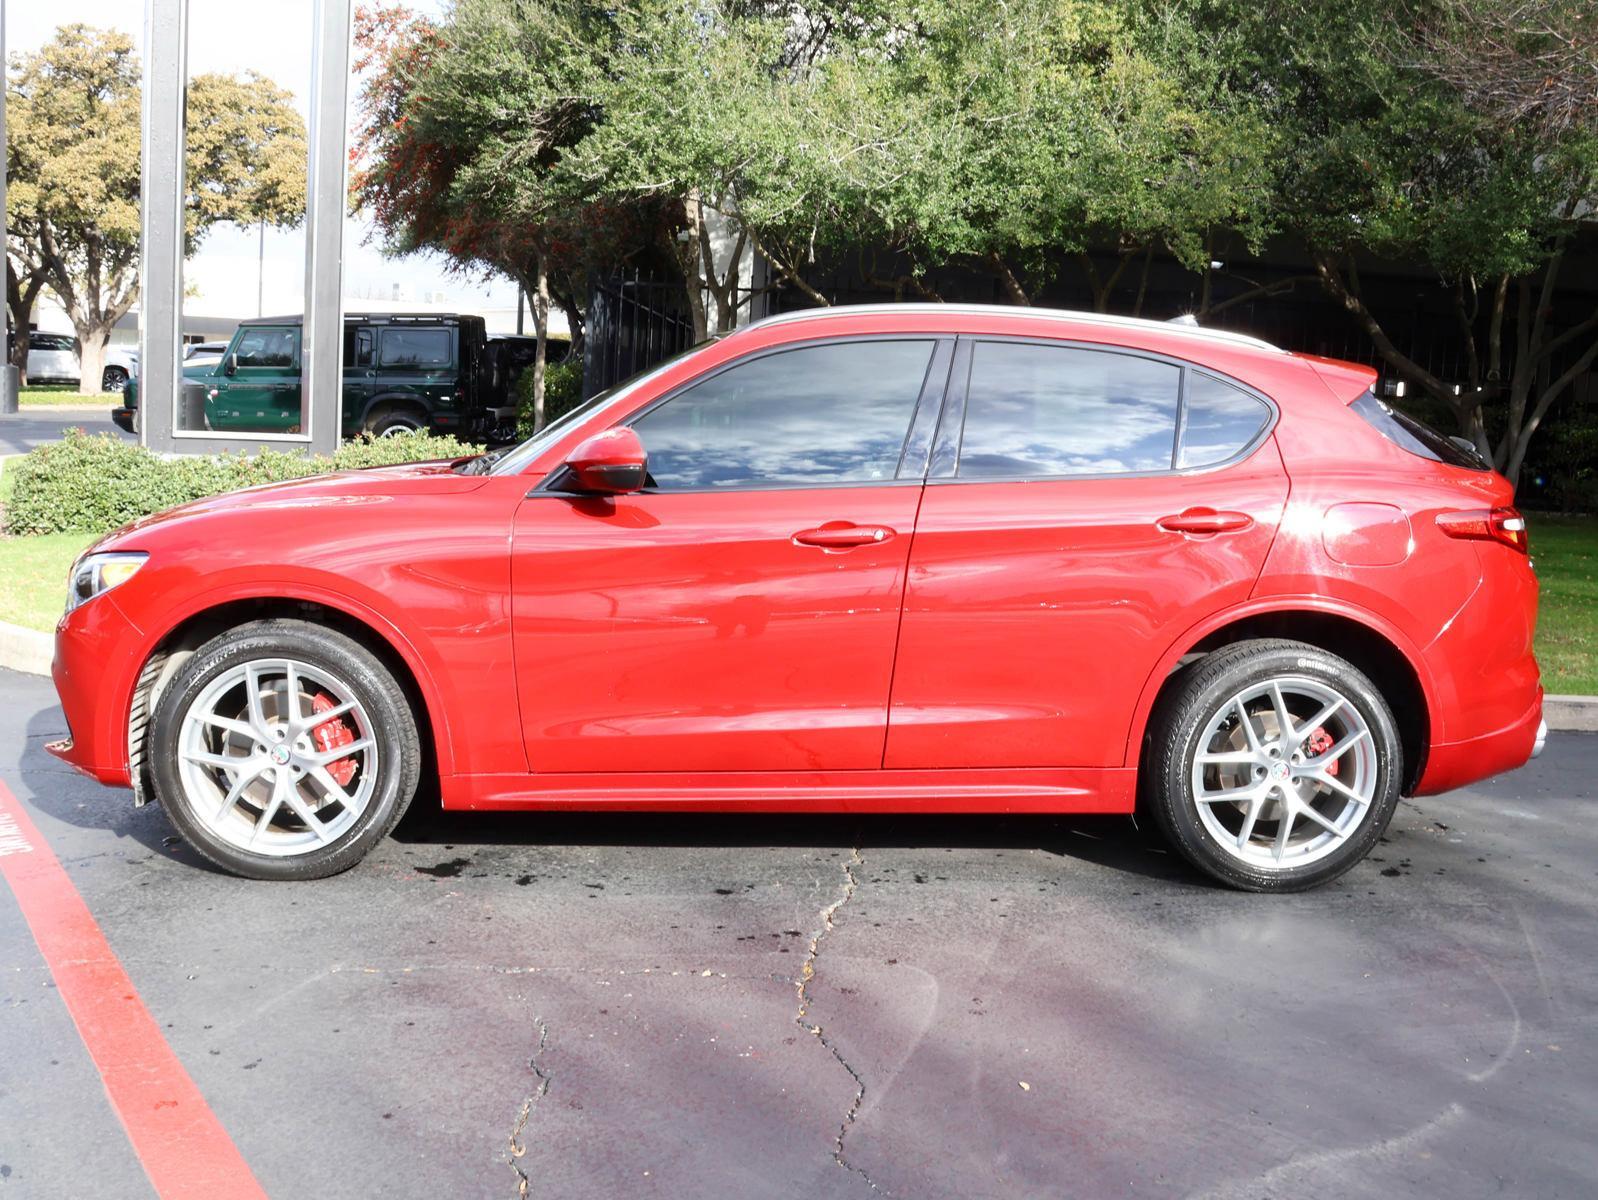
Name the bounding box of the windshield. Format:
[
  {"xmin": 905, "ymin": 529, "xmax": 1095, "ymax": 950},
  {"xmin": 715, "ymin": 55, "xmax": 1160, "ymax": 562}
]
[{"xmin": 475, "ymin": 345, "xmax": 710, "ymax": 477}]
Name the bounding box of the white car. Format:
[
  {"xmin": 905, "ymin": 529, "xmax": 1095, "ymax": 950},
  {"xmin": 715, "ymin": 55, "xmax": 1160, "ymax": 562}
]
[
  {"xmin": 182, "ymin": 341, "xmax": 231, "ymax": 369},
  {"xmin": 25, "ymin": 332, "xmax": 81, "ymax": 384},
  {"xmin": 101, "ymin": 346, "xmax": 141, "ymax": 393}
]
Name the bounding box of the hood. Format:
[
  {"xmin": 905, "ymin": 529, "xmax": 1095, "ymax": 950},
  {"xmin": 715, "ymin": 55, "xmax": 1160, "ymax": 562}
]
[{"xmin": 95, "ymin": 459, "xmax": 488, "ymax": 549}]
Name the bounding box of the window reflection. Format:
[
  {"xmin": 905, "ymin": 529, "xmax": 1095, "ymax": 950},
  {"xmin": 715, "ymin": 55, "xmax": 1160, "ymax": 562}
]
[
  {"xmin": 633, "ymin": 340, "xmax": 934, "ymax": 489},
  {"xmin": 959, "ymin": 343, "xmax": 1180, "ymax": 477},
  {"xmin": 1178, "ymin": 374, "xmax": 1270, "ymax": 468}
]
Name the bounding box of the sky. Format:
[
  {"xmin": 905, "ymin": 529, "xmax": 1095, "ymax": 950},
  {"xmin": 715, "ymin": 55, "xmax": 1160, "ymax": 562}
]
[{"xmin": 7, "ymin": 0, "xmax": 524, "ymax": 330}]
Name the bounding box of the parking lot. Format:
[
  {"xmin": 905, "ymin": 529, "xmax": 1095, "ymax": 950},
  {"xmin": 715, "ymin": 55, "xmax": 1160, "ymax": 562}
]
[
  {"xmin": 2, "ymin": 663, "xmax": 1595, "ymax": 1198},
  {"xmin": 0, "ymin": 408, "xmax": 132, "ymax": 457}
]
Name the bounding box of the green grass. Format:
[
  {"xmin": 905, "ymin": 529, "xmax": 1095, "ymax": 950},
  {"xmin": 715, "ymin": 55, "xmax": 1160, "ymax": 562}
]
[
  {"xmin": 19, "ymin": 385, "xmax": 109, "ymax": 407},
  {"xmin": 1531, "ymin": 514, "xmax": 1598, "ymax": 696},
  {"xmin": 0, "ymin": 532, "xmax": 94, "ymax": 631}
]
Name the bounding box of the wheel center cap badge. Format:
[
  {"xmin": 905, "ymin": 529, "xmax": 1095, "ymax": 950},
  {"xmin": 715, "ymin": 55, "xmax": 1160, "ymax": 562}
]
[
  {"xmin": 271, "ymin": 745, "xmax": 291, "ymax": 765},
  {"xmin": 1271, "ymin": 761, "xmax": 1290, "ymax": 781}
]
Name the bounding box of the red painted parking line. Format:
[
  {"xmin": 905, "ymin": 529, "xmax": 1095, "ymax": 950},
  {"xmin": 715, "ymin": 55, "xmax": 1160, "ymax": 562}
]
[{"xmin": 0, "ymin": 781, "xmax": 268, "ymax": 1199}]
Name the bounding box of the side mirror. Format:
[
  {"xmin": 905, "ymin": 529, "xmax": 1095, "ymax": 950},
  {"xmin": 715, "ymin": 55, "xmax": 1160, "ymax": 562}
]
[
  {"xmin": 561, "ymin": 427, "xmax": 647, "ymax": 494},
  {"xmin": 223, "ymin": 352, "xmax": 238, "ymax": 377}
]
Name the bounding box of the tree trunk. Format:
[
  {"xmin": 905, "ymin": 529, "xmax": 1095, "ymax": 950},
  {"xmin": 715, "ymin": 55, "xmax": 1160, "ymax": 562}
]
[
  {"xmin": 5, "ymin": 260, "xmax": 47, "ymax": 383},
  {"xmin": 74, "ymin": 324, "xmax": 112, "ymax": 397},
  {"xmin": 672, "ymin": 190, "xmax": 711, "ymax": 342},
  {"xmin": 531, "ymin": 250, "xmax": 550, "ymax": 433}
]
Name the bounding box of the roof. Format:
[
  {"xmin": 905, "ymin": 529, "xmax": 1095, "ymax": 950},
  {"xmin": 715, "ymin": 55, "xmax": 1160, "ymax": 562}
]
[
  {"xmin": 247, "ymin": 313, "xmax": 475, "ymax": 326},
  {"xmin": 741, "ymin": 303, "xmax": 1284, "ymax": 354}
]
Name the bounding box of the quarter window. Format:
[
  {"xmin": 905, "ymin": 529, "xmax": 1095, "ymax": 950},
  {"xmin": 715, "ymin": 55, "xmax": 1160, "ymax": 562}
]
[
  {"xmin": 958, "ymin": 342, "xmax": 1180, "ymax": 477},
  {"xmin": 1178, "ymin": 374, "xmax": 1271, "ymax": 468},
  {"xmin": 379, "ymin": 328, "xmax": 451, "ymax": 367},
  {"xmin": 631, "ymin": 340, "xmax": 935, "ymax": 490}
]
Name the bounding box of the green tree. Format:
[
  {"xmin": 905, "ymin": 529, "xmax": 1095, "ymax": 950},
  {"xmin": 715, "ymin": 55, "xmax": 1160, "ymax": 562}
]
[
  {"xmin": 1187, "ymin": 0, "xmax": 1598, "ymax": 486},
  {"xmin": 6, "ymin": 24, "xmax": 306, "ymax": 392},
  {"xmin": 353, "ymin": 0, "xmax": 672, "ymax": 425}
]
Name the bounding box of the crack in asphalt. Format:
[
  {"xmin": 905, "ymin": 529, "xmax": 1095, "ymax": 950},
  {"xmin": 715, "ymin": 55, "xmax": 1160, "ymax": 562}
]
[
  {"xmin": 795, "ymin": 845, "xmax": 878, "ymax": 1193},
  {"xmin": 507, "ymin": 1016, "xmax": 552, "ymax": 1200}
]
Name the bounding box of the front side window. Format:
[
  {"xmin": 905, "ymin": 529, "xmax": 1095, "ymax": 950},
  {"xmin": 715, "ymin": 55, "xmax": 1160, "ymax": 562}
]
[
  {"xmin": 233, "ymin": 326, "xmax": 299, "ymax": 368},
  {"xmin": 631, "ymin": 340, "xmax": 935, "ymax": 490},
  {"xmin": 958, "ymin": 342, "xmax": 1181, "ymax": 477},
  {"xmin": 379, "ymin": 327, "xmax": 451, "ymax": 367},
  {"xmin": 1178, "ymin": 374, "xmax": 1272, "ymax": 468}
]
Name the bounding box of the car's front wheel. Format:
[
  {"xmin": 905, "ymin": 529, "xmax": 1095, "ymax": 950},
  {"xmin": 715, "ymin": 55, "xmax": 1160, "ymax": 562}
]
[
  {"xmin": 1146, "ymin": 639, "xmax": 1402, "ymax": 892},
  {"xmin": 148, "ymin": 619, "xmax": 421, "ymax": 880},
  {"xmin": 102, "ymin": 366, "xmax": 129, "ymax": 393}
]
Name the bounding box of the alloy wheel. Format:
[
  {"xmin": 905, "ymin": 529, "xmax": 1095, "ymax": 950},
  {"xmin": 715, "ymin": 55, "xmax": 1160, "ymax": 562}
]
[
  {"xmin": 1189, "ymin": 675, "xmax": 1377, "ymax": 871},
  {"xmin": 175, "ymin": 657, "xmax": 378, "ymax": 857}
]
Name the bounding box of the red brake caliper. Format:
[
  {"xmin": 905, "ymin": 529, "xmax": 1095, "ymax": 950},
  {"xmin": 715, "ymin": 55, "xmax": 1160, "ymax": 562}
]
[
  {"xmin": 1306, "ymin": 727, "xmax": 1339, "ymax": 776},
  {"xmin": 310, "ymin": 692, "xmax": 358, "ymax": 786}
]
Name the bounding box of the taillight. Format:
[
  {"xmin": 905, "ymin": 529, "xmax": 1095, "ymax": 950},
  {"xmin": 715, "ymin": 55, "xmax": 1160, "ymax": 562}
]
[{"xmin": 1436, "ymin": 506, "xmax": 1528, "ymax": 553}]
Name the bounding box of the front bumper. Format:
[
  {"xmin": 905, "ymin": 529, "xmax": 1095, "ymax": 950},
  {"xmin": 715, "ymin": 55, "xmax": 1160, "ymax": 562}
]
[
  {"xmin": 111, "ymin": 407, "xmax": 135, "ymax": 433},
  {"xmin": 47, "ymin": 594, "xmax": 145, "ymax": 787}
]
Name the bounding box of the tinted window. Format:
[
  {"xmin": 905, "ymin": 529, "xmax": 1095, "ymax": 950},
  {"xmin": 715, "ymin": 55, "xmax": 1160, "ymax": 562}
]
[
  {"xmin": 1352, "ymin": 393, "xmax": 1488, "ymax": 469},
  {"xmin": 958, "ymin": 342, "xmax": 1180, "ymax": 477},
  {"xmin": 631, "ymin": 340, "xmax": 934, "ymax": 489},
  {"xmin": 1178, "ymin": 374, "xmax": 1271, "ymax": 468},
  {"xmin": 233, "ymin": 326, "xmax": 299, "ymax": 368},
  {"xmin": 33, "ymin": 334, "xmax": 76, "ymax": 352},
  {"xmin": 379, "ymin": 328, "xmax": 451, "ymax": 367},
  {"xmin": 343, "ymin": 327, "xmax": 374, "ymax": 368}
]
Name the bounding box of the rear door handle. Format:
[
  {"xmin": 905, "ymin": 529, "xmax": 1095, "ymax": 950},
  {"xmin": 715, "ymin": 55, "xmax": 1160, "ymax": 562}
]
[
  {"xmin": 1157, "ymin": 508, "xmax": 1253, "ymax": 535},
  {"xmin": 793, "ymin": 524, "xmax": 896, "ymax": 549}
]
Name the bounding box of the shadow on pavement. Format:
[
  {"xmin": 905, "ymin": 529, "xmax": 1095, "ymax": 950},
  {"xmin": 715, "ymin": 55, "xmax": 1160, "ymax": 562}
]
[{"xmin": 15, "ymin": 682, "xmax": 1199, "ymax": 885}]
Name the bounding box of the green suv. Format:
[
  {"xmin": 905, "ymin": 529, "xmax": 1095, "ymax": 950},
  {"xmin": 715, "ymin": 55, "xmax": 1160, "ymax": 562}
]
[{"xmin": 115, "ymin": 313, "xmax": 503, "ymax": 439}]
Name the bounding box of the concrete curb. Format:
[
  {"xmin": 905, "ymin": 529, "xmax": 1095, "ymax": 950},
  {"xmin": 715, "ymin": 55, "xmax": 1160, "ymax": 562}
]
[
  {"xmin": 1545, "ymin": 694, "xmax": 1598, "ymax": 733},
  {"xmin": 0, "ymin": 620, "xmax": 52, "ymax": 678}
]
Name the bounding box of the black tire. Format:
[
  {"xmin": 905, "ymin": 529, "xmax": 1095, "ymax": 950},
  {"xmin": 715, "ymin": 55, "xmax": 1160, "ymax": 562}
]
[
  {"xmin": 148, "ymin": 619, "xmax": 421, "ymax": 880},
  {"xmin": 1145, "ymin": 638, "xmax": 1402, "ymax": 892},
  {"xmin": 365, "ymin": 405, "xmax": 427, "ymax": 437},
  {"xmin": 101, "ymin": 366, "xmax": 129, "ymax": 393}
]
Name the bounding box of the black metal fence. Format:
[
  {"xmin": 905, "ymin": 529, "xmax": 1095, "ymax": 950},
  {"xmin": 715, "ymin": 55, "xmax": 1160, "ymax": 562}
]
[{"xmin": 582, "ymin": 271, "xmax": 696, "ymax": 400}]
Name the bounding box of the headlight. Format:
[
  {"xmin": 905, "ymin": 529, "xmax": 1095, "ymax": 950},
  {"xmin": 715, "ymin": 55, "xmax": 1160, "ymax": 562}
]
[{"xmin": 66, "ymin": 552, "xmax": 148, "ymax": 614}]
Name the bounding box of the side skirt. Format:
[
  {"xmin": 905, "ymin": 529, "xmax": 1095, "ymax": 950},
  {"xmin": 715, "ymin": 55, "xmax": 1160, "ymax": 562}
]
[{"xmin": 440, "ymin": 767, "xmax": 1137, "ymax": 814}]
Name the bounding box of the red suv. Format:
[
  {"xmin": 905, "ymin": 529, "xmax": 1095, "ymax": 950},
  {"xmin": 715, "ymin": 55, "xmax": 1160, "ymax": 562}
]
[{"xmin": 50, "ymin": 306, "xmax": 1544, "ymax": 890}]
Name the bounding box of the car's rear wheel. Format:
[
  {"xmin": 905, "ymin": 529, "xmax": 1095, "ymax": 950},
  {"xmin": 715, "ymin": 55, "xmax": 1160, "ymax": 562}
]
[
  {"xmin": 1146, "ymin": 639, "xmax": 1402, "ymax": 892},
  {"xmin": 148, "ymin": 619, "xmax": 420, "ymax": 880},
  {"xmin": 365, "ymin": 405, "xmax": 427, "ymax": 437}
]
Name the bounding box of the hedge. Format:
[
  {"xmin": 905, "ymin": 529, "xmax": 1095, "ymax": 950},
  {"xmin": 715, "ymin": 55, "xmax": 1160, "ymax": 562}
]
[
  {"xmin": 515, "ymin": 358, "xmax": 585, "ymax": 440},
  {"xmin": 3, "ymin": 429, "xmax": 483, "ymax": 536}
]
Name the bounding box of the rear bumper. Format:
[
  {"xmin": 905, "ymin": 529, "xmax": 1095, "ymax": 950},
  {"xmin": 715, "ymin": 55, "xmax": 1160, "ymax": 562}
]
[{"xmin": 1413, "ymin": 688, "xmax": 1543, "ymax": 796}]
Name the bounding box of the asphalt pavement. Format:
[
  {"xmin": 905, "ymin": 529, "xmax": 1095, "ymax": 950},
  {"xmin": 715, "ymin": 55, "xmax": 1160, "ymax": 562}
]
[
  {"xmin": 1, "ymin": 664, "xmax": 1595, "ymax": 1198},
  {"xmin": 0, "ymin": 406, "xmax": 131, "ymax": 456}
]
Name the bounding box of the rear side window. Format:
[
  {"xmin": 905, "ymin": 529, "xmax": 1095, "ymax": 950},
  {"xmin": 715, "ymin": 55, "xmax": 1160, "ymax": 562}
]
[
  {"xmin": 958, "ymin": 342, "xmax": 1180, "ymax": 477},
  {"xmin": 379, "ymin": 328, "xmax": 451, "ymax": 367},
  {"xmin": 34, "ymin": 334, "xmax": 76, "ymax": 352},
  {"xmin": 1179, "ymin": 374, "xmax": 1272, "ymax": 468},
  {"xmin": 632, "ymin": 339, "xmax": 934, "ymax": 489},
  {"xmin": 1352, "ymin": 393, "xmax": 1488, "ymax": 469}
]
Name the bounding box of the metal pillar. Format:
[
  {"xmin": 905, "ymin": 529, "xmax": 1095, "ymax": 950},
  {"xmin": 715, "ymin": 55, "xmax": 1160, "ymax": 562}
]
[
  {"xmin": 138, "ymin": 0, "xmax": 189, "ymax": 449},
  {"xmin": 299, "ymin": 0, "xmax": 352, "ymax": 458},
  {"xmin": 1, "ymin": 0, "xmax": 19, "ymax": 415},
  {"xmin": 140, "ymin": 0, "xmax": 350, "ymax": 455}
]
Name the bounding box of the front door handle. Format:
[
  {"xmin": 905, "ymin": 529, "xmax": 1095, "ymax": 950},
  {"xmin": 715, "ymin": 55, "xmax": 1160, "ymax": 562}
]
[
  {"xmin": 793, "ymin": 524, "xmax": 896, "ymax": 549},
  {"xmin": 1157, "ymin": 508, "xmax": 1253, "ymax": 536}
]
